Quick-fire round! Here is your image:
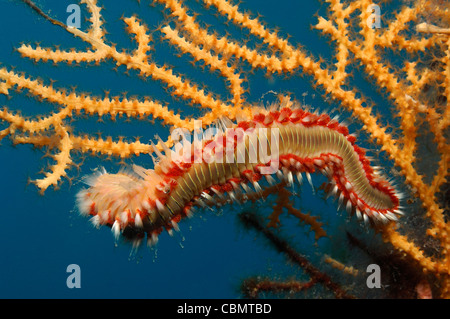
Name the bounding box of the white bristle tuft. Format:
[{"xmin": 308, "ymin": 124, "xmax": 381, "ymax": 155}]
[
  {"xmin": 286, "ymin": 170, "xmax": 294, "ymax": 186},
  {"xmin": 305, "ymin": 172, "xmax": 314, "ymax": 192},
  {"xmin": 76, "ymin": 189, "xmax": 92, "ymax": 216},
  {"xmin": 210, "ymin": 187, "xmax": 225, "ymax": 200},
  {"xmin": 132, "ymin": 238, "xmax": 142, "ymax": 250},
  {"xmin": 201, "ymin": 191, "xmax": 214, "ymax": 203},
  {"xmin": 171, "ymin": 220, "xmax": 180, "ymax": 232},
  {"xmin": 379, "ymin": 213, "xmax": 389, "ymax": 223},
  {"xmin": 363, "ymin": 213, "xmax": 369, "ymax": 226},
  {"xmin": 385, "ymin": 212, "xmax": 398, "ymax": 221},
  {"xmin": 142, "ymin": 200, "xmax": 151, "ymax": 211},
  {"xmin": 153, "ymin": 199, "xmax": 164, "ymax": 211},
  {"xmin": 346, "ymin": 200, "xmax": 352, "ymax": 214},
  {"xmin": 111, "ymin": 220, "xmax": 121, "ymax": 240},
  {"xmin": 90, "ymin": 215, "xmax": 101, "ymax": 228},
  {"xmin": 135, "ymin": 213, "xmax": 143, "ymax": 228},
  {"xmin": 394, "ymin": 209, "xmax": 404, "ymax": 216},
  {"xmin": 253, "ymin": 181, "xmax": 262, "ymax": 194},
  {"xmin": 296, "ymin": 172, "xmax": 303, "ymax": 184},
  {"xmin": 265, "ymin": 174, "xmax": 276, "ymax": 185},
  {"xmin": 276, "ymin": 170, "xmax": 284, "ymax": 181},
  {"xmin": 355, "ymin": 208, "xmax": 362, "ymax": 221}
]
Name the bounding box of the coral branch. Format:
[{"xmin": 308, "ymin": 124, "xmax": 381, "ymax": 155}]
[
  {"xmin": 2, "ymin": 0, "xmax": 449, "ymax": 298},
  {"xmin": 239, "ymin": 211, "xmax": 354, "ymax": 299}
]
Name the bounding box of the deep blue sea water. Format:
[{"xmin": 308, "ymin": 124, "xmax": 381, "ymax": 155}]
[{"xmin": 0, "ymin": 0, "xmax": 407, "ymax": 298}]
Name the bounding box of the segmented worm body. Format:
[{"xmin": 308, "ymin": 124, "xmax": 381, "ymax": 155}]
[{"xmin": 76, "ymin": 101, "xmax": 402, "ymax": 247}]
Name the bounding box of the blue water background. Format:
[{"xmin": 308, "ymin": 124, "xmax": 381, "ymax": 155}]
[{"xmin": 0, "ymin": 0, "xmax": 404, "ymax": 298}]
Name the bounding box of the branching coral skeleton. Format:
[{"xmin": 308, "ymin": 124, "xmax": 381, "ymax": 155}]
[{"xmin": 0, "ymin": 0, "xmax": 448, "ymax": 297}]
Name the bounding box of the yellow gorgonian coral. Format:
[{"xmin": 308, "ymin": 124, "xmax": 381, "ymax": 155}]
[{"xmin": 0, "ymin": 0, "xmax": 448, "ymax": 298}]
